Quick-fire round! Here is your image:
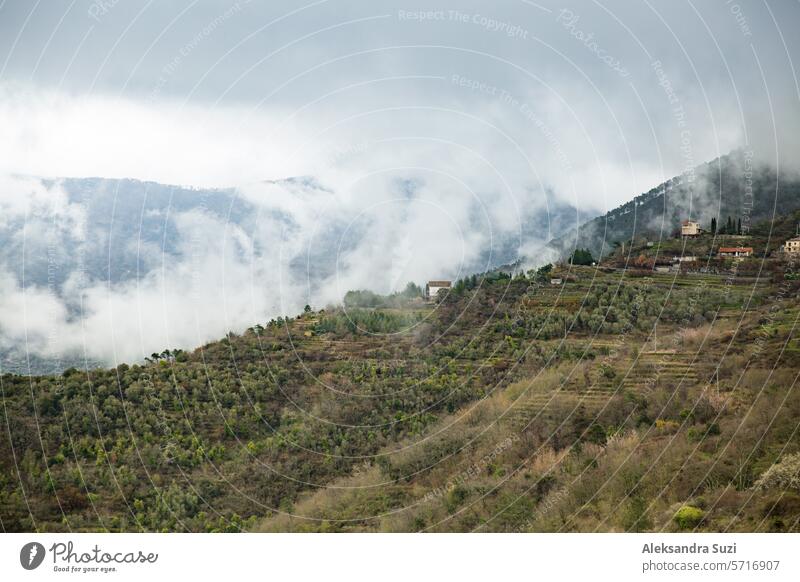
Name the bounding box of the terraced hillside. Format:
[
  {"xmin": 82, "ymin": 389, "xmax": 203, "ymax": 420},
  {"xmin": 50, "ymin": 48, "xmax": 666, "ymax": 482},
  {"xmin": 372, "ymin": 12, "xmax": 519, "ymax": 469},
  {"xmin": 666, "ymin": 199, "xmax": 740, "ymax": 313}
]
[
  {"xmin": 2, "ymin": 260, "xmax": 798, "ymax": 532},
  {"xmin": 258, "ymin": 268, "xmax": 800, "ymax": 532}
]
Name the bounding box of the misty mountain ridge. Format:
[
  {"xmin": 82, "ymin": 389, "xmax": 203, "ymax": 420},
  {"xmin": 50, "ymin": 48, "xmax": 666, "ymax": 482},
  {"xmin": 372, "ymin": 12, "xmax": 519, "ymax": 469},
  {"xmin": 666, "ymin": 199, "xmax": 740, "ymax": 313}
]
[
  {"xmin": 548, "ymin": 150, "xmax": 800, "ymax": 260},
  {"xmin": 4, "ymin": 151, "xmax": 793, "ymax": 375},
  {"xmin": 0, "ymin": 172, "xmax": 583, "ymax": 374}
]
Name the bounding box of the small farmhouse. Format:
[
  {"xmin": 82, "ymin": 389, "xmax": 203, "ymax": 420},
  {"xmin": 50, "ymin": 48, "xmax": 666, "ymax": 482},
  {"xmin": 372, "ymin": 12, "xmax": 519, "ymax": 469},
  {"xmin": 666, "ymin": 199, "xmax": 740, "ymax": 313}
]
[
  {"xmin": 425, "ymin": 280, "xmax": 451, "ymax": 300},
  {"xmin": 681, "ymin": 220, "xmax": 702, "ymax": 237},
  {"xmin": 550, "ymin": 278, "xmax": 563, "ymax": 286},
  {"xmin": 718, "ymin": 246, "xmax": 753, "ymax": 258},
  {"xmin": 782, "ymin": 236, "xmax": 800, "ymax": 255}
]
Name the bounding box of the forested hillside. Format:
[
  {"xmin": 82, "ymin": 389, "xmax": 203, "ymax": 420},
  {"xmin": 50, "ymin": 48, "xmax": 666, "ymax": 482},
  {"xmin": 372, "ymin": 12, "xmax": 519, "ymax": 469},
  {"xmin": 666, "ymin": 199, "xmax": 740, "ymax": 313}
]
[
  {"xmin": 549, "ymin": 151, "xmax": 800, "ymax": 260},
  {"xmin": 3, "ymin": 238, "xmax": 799, "ymax": 532}
]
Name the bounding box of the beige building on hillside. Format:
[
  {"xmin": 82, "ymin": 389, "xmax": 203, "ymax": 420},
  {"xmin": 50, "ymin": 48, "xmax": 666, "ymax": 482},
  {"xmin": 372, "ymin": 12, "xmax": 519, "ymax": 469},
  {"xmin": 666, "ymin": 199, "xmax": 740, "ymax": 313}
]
[
  {"xmin": 783, "ymin": 237, "xmax": 800, "ymax": 255},
  {"xmin": 681, "ymin": 220, "xmax": 702, "ymax": 237}
]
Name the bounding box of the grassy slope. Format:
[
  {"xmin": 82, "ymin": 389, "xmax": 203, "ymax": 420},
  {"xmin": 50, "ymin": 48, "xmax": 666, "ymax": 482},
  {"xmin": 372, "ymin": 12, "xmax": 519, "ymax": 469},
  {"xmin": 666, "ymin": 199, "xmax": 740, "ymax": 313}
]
[
  {"xmin": 0, "ymin": 278, "xmax": 546, "ymax": 531},
  {"xmin": 2, "ymin": 256, "xmax": 799, "ymax": 532},
  {"xmin": 258, "ymin": 268, "xmax": 800, "ymax": 532}
]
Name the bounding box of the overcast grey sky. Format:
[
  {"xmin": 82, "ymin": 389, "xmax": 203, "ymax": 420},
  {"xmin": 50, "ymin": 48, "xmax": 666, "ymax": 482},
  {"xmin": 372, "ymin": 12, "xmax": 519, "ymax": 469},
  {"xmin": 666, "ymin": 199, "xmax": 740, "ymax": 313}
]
[
  {"xmin": 1, "ymin": 0, "xmax": 798, "ymax": 198},
  {"xmin": 2, "ymin": 1, "xmax": 800, "ymax": 364}
]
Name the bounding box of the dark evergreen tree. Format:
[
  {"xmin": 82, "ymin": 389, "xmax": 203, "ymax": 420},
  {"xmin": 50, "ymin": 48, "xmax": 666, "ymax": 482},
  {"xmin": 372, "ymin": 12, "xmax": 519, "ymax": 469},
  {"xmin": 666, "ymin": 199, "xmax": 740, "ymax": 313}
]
[{"xmin": 569, "ymin": 248, "xmax": 595, "ymax": 266}]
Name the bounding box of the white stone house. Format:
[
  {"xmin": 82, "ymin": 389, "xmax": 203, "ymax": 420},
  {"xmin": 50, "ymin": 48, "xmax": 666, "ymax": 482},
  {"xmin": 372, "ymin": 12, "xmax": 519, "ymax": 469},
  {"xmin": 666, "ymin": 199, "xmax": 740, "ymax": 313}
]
[{"xmin": 718, "ymin": 246, "xmax": 753, "ymax": 258}]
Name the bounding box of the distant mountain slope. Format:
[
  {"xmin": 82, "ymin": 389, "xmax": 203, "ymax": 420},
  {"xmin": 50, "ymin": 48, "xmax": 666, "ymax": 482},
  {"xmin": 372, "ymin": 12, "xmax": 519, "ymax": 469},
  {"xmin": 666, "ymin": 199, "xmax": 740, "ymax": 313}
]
[
  {"xmin": 1, "ymin": 176, "xmax": 301, "ymax": 290},
  {"xmin": 0, "ymin": 175, "xmax": 332, "ymax": 374},
  {"xmin": 548, "ymin": 151, "xmax": 800, "ymax": 259},
  {"xmin": 0, "ymin": 174, "xmax": 584, "ymax": 374}
]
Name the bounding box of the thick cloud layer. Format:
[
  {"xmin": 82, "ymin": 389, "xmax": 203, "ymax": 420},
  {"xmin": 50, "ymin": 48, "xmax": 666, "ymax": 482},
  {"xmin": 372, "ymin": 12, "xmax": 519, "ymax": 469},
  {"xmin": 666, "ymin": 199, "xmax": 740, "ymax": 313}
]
[
  {"xmin": 1, "ymin": 0, "xmax": 799, "ymax": 368},
  {"xmin": 0, "ymin": 172, "xmax": 566, "ymax": 367}
]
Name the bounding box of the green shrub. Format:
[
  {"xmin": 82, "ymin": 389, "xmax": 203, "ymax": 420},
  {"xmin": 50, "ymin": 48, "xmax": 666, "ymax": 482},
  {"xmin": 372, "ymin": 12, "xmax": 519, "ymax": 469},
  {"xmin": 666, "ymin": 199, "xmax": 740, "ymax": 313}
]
[
  {"xmin": 600, "ymin": 364, "xmax": 617, "ymax": 379},
  {"xmin": 569, "ymin": 248, "xmax": 595, "ymax": 265},
  {"xmin": 673, "ymin": 505, "xmax": 704, "ymax": 529},
  {"xmin": 445, "ymin": 486, "xmax": 469, "ymax": 513},
  {"xmin": 622, "ymin": 496, "xmax": 652, "ymax": 532}
]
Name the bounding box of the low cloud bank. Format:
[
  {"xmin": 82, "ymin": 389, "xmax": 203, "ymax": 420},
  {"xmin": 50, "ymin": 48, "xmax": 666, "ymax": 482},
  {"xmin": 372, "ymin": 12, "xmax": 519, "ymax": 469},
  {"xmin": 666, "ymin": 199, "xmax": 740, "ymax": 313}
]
[{"xmin": 0, "ymin": 170, "xmax": 571, "ymax": 368}]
